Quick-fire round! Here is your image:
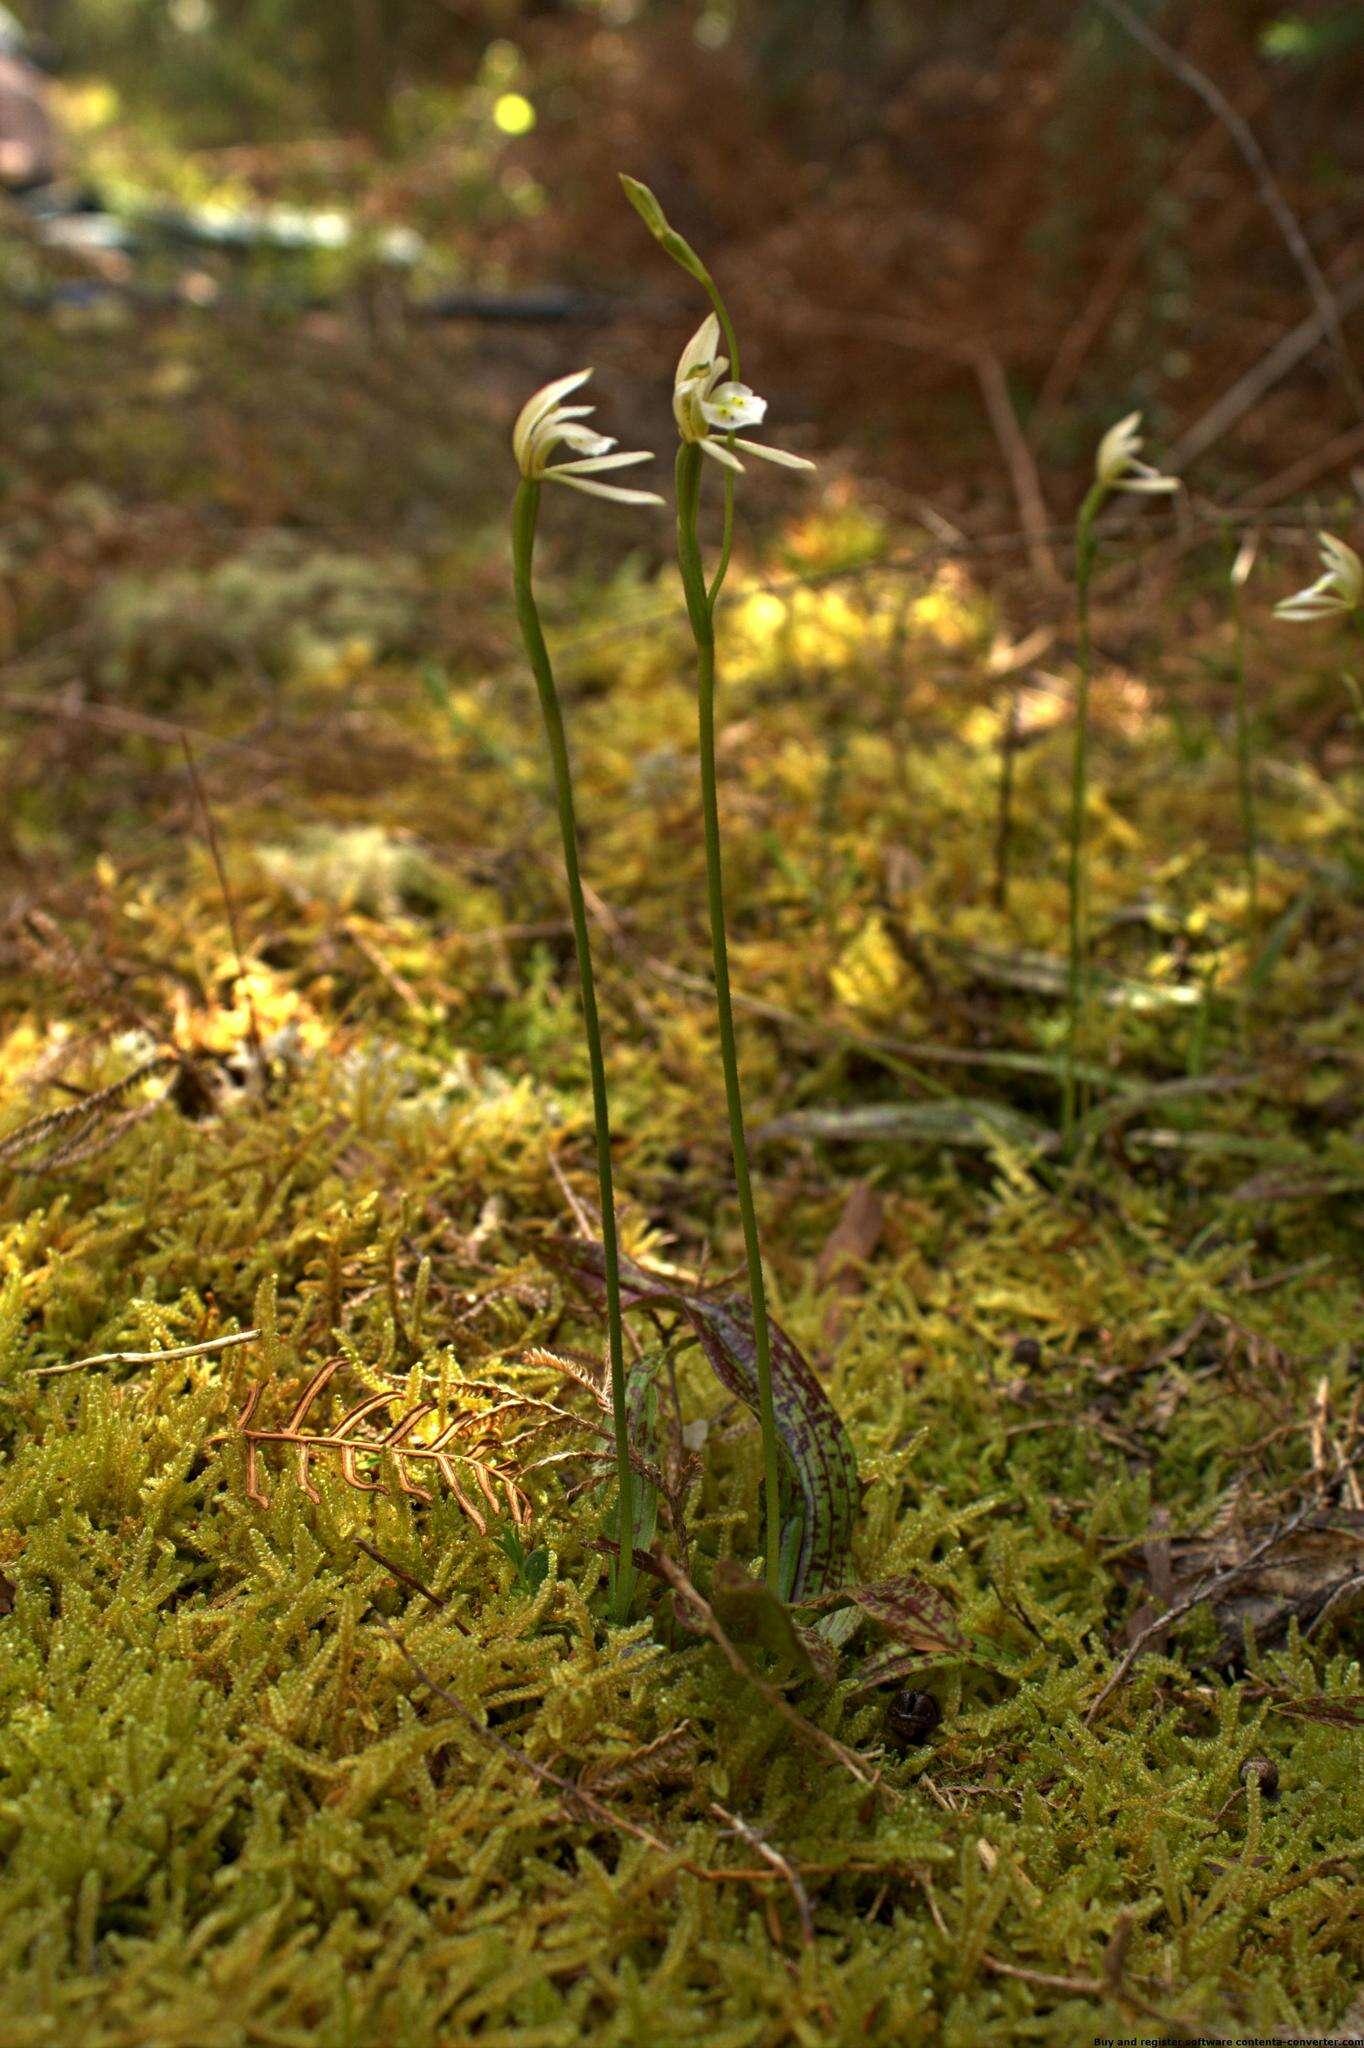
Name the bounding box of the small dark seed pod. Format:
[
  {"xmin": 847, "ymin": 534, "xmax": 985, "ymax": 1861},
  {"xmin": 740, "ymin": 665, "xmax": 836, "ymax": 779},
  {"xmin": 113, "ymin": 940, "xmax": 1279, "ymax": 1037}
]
[
  {"xmin": 1240, "ymin": 1756, "xmax": 1280, "ymax": 1801},
  {"xmin": 885, "ymin": 1688, "xmax": 941, "ymax": 1751},
  {"xmin": 1010, "ymin": 1337, "xmax": 1042, "ymax": 1369}
]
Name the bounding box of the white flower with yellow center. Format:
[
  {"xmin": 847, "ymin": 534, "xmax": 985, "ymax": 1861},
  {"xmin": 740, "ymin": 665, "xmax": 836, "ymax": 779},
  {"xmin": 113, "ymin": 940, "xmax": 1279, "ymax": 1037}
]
[
  {"xmin": 1094, "ymin": 411, "xmax": 1179, "ymax": 496},
  {"xmin": 1274, "ymin": 532, "xmax": 1364, "ymax": 622},
  {"xmin": 672, "ymin": 315, "xmax": 816, "ymax": 475},
  {"xmin": 512, "ymin": 370, "xmax": 663, "ymax": 505}
]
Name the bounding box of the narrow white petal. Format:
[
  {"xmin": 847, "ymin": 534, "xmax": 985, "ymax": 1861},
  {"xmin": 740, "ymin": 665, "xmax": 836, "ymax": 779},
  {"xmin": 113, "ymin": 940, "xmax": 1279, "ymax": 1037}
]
[
  {"xmin": 551, "ymin": 450, "xmax": 655, "ymax": 475},
  {"xmin": 1318, "ymin": 532, "xmax": 1363, "ymax": 605},
  {"xmin": 527, "ymin": 415, "xmax": 613, "ymax": 472},
  {"xmin": 700, "ymin": 438, "xmax": 746, "ymax": 473},
  {"xmin": 1274, "ymin": 581, "xmax": 1344, "ymax": 618},
  {"xmin": 555, "ymin": 423, "xmax": 617, "ymax": 456},
  {"xmin": 552, "ymin": 475, "xmax": 665, "ymax": 506},
  {"xmin": 731, "ymin": 437, "xmax": 816, "ymax": 471},
  {"xmin": 512, "ymin": 369, "xmax": 593, "ymax": 473}
]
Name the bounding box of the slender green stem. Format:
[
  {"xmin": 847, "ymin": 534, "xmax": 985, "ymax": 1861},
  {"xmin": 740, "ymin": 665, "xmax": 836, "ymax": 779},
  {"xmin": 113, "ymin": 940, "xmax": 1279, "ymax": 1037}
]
[
  {"xmin": 676, "ymin": 441, "xmax": 783, "ymax": 1593},
  {"xmin": 700, "ymin": 275, "xmax": 738, "ymax": 613},
  {"xmin": 1063, "ymin": 482, "xmax": 1106, "ymax": 1157},
  {"xmin": 668, "ymin": 245, "xmax": 738, "ymax": 611},
  {"xmin": 511, "ymin": 479, "xmax": 635, "ymax": 1621},
  {"xmin": 698, "ymin": 275, "xmax": 740, "ymax": 387},
  {"xmin": 1348, "ymin": 613, "xmax": 1364, "ymax": 732},
  {"xmin": 1230, "ymin": 569, "xmax": 1259, "ymax": 1033},
  {"xmin": 708, "ymin": 475, "xmax": 736, "ymax": 610}
]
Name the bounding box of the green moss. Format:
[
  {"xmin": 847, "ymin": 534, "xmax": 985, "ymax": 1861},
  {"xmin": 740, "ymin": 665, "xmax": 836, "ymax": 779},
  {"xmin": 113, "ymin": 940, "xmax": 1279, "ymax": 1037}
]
[{"xmin": 2, "ymin": 316, "xmax": 1363, "ymax": 2045}]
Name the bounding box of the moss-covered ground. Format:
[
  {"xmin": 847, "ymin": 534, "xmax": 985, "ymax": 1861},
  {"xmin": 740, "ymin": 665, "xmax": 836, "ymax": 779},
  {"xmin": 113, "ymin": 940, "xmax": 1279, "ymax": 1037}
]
[{"xmin": 2, "ymin": 306, "xmax": 1363, "ymax": 2046}]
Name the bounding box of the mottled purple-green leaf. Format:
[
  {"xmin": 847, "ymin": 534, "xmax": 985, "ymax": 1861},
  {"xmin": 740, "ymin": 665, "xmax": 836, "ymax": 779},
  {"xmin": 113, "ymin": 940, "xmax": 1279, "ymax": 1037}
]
[
  {"xmin": 804, "ymin": 1573, "xmax": 963, "ymax": 1655},
  {"xmin": 549, "ymin": 1242, "xmax": 859, "ymax": 1599},
  {"xmin": 710, "ymin": 1558, "xmax": 819, "ymax": 1677},
  {"xmin": 623, "ymin": 1347, "xmax": 666, "ymax": 1553}
]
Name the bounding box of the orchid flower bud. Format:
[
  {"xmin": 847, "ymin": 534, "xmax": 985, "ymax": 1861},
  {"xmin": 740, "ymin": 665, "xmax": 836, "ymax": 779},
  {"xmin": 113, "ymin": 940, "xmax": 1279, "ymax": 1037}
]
[
  {"xmin": 619, "ymin": 175, "xmax": 711, "ymax": 287},
  {"xmin": 512, "ymin": 370, "xmax": 663, "ymax": 506},
  {"xmin": 1230, "ymin": 534, "xmax": 1259, "ymax": 590}
]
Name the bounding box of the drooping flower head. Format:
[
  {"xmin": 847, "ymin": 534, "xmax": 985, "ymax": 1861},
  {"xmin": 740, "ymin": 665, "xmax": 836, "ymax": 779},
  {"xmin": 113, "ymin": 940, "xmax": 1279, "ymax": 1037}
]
[
  {"xmin": 672, "ymin": 315, "xmax": 815, "ymax": 476},
  {"xmin": 512, "ymin": 370, "xmax": 663, "ymax": 505},
  {"xmin": 1273, "ymin": 531, "xmax": 1363, "ymax": 623},
  {"xmin": 1094, "ymin": 411, "xmax": 1180, "ymax": 498}
]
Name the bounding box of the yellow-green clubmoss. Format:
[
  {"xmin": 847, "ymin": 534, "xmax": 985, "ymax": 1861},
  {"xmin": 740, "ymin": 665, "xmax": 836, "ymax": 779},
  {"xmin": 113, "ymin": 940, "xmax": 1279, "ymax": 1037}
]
[{"xmin": 3, "ymin": 306, "xmax": 1364, "ymax": 2045}]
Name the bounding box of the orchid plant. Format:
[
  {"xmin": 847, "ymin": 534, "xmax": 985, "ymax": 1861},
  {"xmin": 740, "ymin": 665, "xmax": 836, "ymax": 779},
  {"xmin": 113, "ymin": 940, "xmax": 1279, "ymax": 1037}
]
[
  {"xmin": 1273, "ymin": 531, "xmax": 1363, "ymax": 625},
  {"xmin": 1063, "ymin": 412, "xmax": 1179, "ymax": 1154},
  {"xmin": 1274, "ymin": 531, "xmax": 1364, "ymax": 734},
  {"xmin": 623, "ymin": 173, "xmax": 814, "ymax": 1594},
  {"xmin": 511, "ymin": 370, "xmax": 663, "ymax": 1621},
  {"xmin": 1228, "ymin": 533, "xmax": 1260, "ymax": 1030},
  {"xmin": 1276, "ymin": 534, "xmax": 1364, "ymax": 871}
]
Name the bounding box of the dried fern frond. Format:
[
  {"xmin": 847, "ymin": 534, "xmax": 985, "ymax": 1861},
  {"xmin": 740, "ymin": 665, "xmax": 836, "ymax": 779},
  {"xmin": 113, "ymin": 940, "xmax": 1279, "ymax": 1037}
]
[
  {"xmin": 232, "ymin": 1359, "xmax": 535, "ymax": 1533},
  {"xmin": 0, "ymin": 1053, "xmax": 177, "ymax": 1169},
  {"xmin": 523, "ymin": 1344, "xmax": 611, "ymax": 1409}
]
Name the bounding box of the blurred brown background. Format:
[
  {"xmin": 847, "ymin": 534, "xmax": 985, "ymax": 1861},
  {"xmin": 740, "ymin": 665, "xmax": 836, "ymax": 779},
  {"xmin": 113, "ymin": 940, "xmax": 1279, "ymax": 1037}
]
[{"xmin": 4, "ymin": 0, "xmax": 1363, "ymax": 545}]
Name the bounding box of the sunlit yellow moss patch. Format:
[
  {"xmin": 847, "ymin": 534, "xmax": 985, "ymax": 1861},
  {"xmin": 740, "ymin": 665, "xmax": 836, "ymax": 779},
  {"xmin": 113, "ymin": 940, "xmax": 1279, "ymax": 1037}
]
[
  {"xmin": 170, "ymin": 962, "xmax": 331, "ymax": 1057},
  {"xmin": 830, "ymin": 914, "xmax": 911, "ymax": 1024}
]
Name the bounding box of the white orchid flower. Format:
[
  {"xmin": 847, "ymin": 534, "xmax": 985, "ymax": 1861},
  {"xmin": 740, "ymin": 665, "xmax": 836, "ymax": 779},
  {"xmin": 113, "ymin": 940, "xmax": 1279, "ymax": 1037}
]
[
  {"xmin": 1094, "ymin": 411, "xmax": 1179, "ymax": 497},
  {"xmin": 672, "ymin": 314, "xmax": 815, "ymax": 476},
  {"xmin": 512, "ymin": 369, "xmax": 663, "ymax": 505},
  {"xmin": 1273, "ymin": 531, "xmax": 1363, "ymax": 622}
]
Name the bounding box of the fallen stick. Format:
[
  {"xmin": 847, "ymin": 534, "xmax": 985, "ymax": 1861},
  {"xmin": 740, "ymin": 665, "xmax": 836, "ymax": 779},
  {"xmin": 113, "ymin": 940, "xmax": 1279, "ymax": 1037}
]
[
  {"xmin": 32, "ymin": 1328, "xmax": 260, "ymax": 1377},
  {"xmin": 1096, "ymin": 0, "xmax": 1364, "ymax": 419}
]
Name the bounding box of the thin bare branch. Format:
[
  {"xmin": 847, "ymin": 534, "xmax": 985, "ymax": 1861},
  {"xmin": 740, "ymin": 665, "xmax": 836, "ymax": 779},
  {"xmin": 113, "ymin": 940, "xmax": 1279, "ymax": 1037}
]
[
  {"xmin": 710, "ymin": 1801, "xmax": 814, "ymax": 1944},
  {"xmin": 33, "ymin": 1327, "xmax": 260, "ymax": 1377},
  {"xmin": 1095, "ymin": 0, "xmax": 1364, "ymax": 420}
]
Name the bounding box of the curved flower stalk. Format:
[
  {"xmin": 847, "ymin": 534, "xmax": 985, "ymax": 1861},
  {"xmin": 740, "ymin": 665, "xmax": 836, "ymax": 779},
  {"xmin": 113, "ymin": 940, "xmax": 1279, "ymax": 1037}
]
[
  {"xmin": 510, "ymin": 373, "xmax": 662, "ymax": 1620},
  {"xmin": 1063, "ymin": 412, "xmax": 1179, "ymax": 1155},
  {"xmin": 622, "ymin": 172, "xmax": 815, "ymax": 1594}
]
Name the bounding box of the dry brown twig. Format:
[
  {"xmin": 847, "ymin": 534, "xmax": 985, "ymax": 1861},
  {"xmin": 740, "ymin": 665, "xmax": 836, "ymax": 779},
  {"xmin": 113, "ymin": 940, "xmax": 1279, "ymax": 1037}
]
[
  {"xmin": 1170, "ymin": 270, "xmax": 1364, "ymax": 476},
  {"xmin": 1029, "ymin": 112, "xmax": 1249, "ymax": 442},
  {"xmin": 1095, "ymin": 0, "xmax": 1364, "ymax": 420},
  {"xmin": 373, "ymin": 1616, "xmax": 820, "ymax": 1922},
  {"xmin": 180, "ymin": 733, "xmax": 265, "ymax": 1079},
  {"xmin": 651, "ymin": 1550, "xmax": 880, "ymax": 1790},
  {"xmin": 710, "ymin": 1801, "xmax": 814, "ymax": 1945},
  {"xmin": 353, "ymin": 1534, "xmax": 469, "ymax": 1629},
  {"xmin": 970, "ymin": 346, "xmax": 1059, "ymax": 587},
  {"xmin": 0, "ymin": 1053, "xmax": 179, "ymax": 1172},
  {"xmin": 1086, "ymin": 1492, "xmax": 1334, "ymax": 1723},
  {"xmin": 33, "ymin": 1326, "xmax": 261, "ymax": 1378}
]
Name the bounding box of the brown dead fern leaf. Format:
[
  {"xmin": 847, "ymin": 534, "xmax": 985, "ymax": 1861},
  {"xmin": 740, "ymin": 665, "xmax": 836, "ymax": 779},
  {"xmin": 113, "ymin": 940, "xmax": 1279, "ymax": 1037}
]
[{"xmin": 232, "ymin": 1359, "xmax": 536, "ymax": 1533}]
